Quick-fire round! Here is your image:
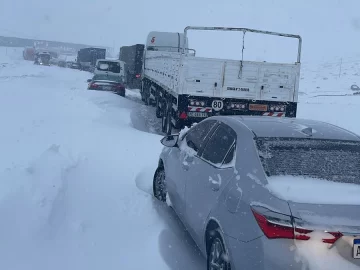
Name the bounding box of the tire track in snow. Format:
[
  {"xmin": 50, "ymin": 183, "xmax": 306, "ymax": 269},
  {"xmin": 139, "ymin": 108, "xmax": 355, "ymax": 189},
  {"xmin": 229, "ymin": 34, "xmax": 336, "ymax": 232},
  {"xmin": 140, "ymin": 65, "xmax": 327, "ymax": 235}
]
[{"xmin": 24, "ymin": 144, "xmax": 85, "ymax": 238}]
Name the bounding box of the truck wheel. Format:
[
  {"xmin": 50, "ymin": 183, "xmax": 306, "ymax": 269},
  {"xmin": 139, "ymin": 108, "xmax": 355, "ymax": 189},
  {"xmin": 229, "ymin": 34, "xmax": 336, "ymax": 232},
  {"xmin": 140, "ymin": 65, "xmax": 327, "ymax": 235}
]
[
  {"xmin": 145, "ymin": 94, "xmax": 151, "ymax": 106},
  {"xmin": 165, "ymin": 105, "xmax": 173, "ymax": 135},
  {"xmin": 161, "ymin": 107, "xmax": 167, "ymax": 133},
  {"xmin": 155, "ymin": 97, "xmax": 162, "ymax": 118},
  {"xmin": 140, "ymin": 81, "xmax": 146, "ymax": 102},
  {"xmin": 174, "ymin": 120, "xmax": 185, "ymax": 130}
]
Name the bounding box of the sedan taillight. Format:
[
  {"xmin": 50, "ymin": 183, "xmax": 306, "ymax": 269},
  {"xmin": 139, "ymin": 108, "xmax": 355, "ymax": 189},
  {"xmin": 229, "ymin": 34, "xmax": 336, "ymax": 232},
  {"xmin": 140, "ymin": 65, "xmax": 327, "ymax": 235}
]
[
  {"xmin": 252, "ymin": 208, "xmax": 300, "ymax": 239},
  {"xmin": 251, "ymin": 207, "xmax": 342, "ymax": 243},
  {"xmin": 115, "ymin": 84, "xmax": 125, "ymax": 89}
]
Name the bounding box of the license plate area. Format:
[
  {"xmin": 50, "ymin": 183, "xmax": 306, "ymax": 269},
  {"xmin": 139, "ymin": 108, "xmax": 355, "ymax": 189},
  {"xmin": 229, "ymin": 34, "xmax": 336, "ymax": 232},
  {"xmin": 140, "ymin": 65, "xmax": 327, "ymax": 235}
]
[
  {"xmin": 103, "ymin": 86, "xmax": 112, "ymax": 90},
  {"xmin": 188, "ymin": 112, "xmax": 207, "ymax": 118},
  {"xmin": 353, "ymin": 239, "xmax": 360, "ymax": 259},
  {"xmin": 249, "ymin": 104, "xmax": 268, "ymax": 112}
]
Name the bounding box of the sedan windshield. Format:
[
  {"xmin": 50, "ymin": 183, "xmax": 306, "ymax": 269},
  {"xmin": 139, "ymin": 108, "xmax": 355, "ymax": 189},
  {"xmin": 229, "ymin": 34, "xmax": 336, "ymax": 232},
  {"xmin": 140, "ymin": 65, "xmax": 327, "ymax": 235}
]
[{"xmin": 256, "ymin": 138, "xmax": 360, "ymax": 184}]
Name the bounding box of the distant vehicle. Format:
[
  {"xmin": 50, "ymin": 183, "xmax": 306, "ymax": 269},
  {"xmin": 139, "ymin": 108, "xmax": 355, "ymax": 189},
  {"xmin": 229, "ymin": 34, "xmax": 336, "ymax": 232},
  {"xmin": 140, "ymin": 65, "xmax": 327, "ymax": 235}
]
[
  {"xmin": 87, "ymin": 74, "xmax": 126, "ymax": 97},
  {"xmin": 48, "ymin": 51, "xmax": 58, "ymax": 59},
  {"xmin": 77, "ymin": 48, "xmax": 106, "ymax": 71},
  {"xmin": 154, "ymin": 116, "xmax": 360, "ymax": 270},
  {"xmin": 142, "ymin": 27, "xmax": 302, "ymax": 135},
  {"xmin": 68, "ymin": 61, "xmax": 81, "ymax": 69},
  {"xmin": 23, "ymin": 47, "xmax": 35, "ymax": 61},
  {"xmin": 94, "ymin": 59, "xmax": 126, "ymax": 80},
  {"xmin": 119, "ymin": 44, "xmax": 144, "ymax": 89},
  {"xmin": 34, "ymin": 52, "xmax": 51, "ymax": 66},
  {"xmin": 57, "ymin": 60, "xmax": 67, "ymax": 68},
  {"xmin": 49, "ymin": 58, "xmax": 59, "ymax": 66}
]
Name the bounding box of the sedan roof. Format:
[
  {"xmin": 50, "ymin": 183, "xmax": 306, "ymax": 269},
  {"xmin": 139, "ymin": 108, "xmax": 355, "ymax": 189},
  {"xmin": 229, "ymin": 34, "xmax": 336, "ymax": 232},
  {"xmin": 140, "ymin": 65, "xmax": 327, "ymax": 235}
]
[{"xmin": 217, "ymin": 116, "xmax": 360, "ymax": 141}]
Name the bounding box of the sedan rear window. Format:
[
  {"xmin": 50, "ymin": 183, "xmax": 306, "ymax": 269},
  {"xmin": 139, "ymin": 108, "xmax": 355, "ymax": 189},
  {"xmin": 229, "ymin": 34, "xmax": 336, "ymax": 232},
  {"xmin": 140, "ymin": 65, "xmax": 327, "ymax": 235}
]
[
  {"xmin": 97, "ymin": 61, "xmax": 121, "ymax": 73},
  {"xmin": 256, "ymin": 138, "xmax": 360, "ymax": 184}
]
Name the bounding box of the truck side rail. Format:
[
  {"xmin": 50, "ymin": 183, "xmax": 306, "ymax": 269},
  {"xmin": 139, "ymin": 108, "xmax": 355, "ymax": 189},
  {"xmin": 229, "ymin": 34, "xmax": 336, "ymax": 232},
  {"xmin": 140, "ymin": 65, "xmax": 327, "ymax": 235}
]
[
  {"xmin": 183, "ymin": 26, "xmax": 302, "ymax": 63},
  {"xmin": 147, "ymin": 45, "xmax": 196, "ymax": 56}
]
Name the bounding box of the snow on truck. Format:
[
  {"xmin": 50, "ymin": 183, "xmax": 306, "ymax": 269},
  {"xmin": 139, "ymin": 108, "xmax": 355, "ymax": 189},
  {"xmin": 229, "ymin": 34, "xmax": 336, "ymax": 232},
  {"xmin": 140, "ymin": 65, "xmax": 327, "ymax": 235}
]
[{"xmin": 141, "ymin": 26, "xmax": 302, "ymax": 135}]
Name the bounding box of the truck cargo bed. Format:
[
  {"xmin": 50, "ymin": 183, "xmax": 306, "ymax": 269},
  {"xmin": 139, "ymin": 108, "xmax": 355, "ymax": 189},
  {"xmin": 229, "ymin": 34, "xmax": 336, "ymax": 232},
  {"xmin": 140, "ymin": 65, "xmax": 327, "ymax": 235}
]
[{"xmin": 144, "ymin": 51, "xmax": 300, "ymax": 103}]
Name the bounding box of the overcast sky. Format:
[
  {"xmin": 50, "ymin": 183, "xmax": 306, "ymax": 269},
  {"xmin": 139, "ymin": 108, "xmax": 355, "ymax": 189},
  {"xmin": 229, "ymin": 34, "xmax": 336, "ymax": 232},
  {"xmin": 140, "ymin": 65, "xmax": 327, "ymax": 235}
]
[{"xmin": 1, "ymin": 0, "xmax": 359, "ymax": 61}]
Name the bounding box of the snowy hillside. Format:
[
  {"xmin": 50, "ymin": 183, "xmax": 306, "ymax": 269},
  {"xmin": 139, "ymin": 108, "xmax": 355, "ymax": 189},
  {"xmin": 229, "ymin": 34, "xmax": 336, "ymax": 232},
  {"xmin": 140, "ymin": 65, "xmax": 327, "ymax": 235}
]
[
  {"xmin": 0, "ymin": 47, "xmax": 360, "ymax": 270},
  {"xmin": 298, "ymin": 57, "xmax": 360, "ymax": 134}
]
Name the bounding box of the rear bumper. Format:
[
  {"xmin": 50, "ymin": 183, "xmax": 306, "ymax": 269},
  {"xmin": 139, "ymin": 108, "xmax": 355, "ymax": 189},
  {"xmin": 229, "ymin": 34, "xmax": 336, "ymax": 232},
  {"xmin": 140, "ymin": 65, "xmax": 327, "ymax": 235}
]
[
  {"xmin": 177, "ymin": 95, "xmax": 297, "ymax": 126},
  {"xmin": 225, "ymin": 235, "xmax": 304, "ymax": 270},
  {"xmin": 88, "ymin": 87, "xmax": 125, "ymax": 94}
]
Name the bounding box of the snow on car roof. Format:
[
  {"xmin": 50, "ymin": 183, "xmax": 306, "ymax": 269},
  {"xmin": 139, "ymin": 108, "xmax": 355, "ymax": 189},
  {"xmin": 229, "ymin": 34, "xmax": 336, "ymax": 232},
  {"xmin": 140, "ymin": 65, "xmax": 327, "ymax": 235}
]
[{"xmin": 216, "ymin": 116, "xmax": 360, "ymax": 141}]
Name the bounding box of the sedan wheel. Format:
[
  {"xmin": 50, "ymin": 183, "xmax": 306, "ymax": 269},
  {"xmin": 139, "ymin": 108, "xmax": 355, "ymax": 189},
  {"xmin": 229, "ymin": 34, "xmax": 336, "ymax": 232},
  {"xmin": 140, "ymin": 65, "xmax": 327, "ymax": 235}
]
[
  {"xmin": 153, "ymin": 168, "xmax": 166, "ymax": 202},
  {"xmin": 208, "ymin": 233, "xmax": 231, "ymax": 270}
]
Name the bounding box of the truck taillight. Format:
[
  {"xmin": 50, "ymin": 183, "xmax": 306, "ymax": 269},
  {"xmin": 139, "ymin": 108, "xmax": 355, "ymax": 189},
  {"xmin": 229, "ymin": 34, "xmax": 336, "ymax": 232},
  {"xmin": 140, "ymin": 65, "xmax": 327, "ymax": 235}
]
[
  {"xmin": 189, "ymin": 99, "xmax": 205, "ymax": 106},
  {"xmin": 179, "ymin": 112, "xmax": 187, "ymax": 119},
  {"xmin": 270, "ymin": 105, "xmax": 286, "ymax": 112},
  {"xmin": 228, "ymin": 103, "xmax": 246, "ymax": 110}
]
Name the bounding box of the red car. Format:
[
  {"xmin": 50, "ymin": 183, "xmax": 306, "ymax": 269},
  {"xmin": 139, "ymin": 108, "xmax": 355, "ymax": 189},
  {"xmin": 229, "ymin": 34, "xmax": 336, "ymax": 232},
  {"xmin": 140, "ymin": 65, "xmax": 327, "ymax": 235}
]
[
  {"xmin": 23, "ymin": 47, "xmax": 35, "ymax": 61},
  {"xmin": 87, "ymin": 74, "xmax": 126, "ymax": 97}
]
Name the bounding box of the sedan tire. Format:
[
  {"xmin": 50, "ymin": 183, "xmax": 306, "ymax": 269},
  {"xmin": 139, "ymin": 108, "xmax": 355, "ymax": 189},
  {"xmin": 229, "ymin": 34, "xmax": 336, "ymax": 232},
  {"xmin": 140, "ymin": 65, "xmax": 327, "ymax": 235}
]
[
  {"xmin": 153, "ymin": 167, "xmax": 166, "ymax": 202},
  {"xmin": 207, "ymin": 231, "xmax": 231, "ymax": 270}
]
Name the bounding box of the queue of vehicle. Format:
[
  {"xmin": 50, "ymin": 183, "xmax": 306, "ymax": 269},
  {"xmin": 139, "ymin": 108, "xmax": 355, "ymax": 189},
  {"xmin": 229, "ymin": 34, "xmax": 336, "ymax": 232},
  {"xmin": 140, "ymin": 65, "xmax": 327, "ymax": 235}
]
[{"xmin": 24, "ymin": 25, "xmax": 360, "ymax": 269}]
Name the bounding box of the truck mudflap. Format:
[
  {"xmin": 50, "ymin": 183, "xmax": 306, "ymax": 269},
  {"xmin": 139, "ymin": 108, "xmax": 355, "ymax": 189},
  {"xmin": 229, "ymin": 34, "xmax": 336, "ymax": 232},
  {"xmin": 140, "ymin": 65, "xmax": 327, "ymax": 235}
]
[{"xmin": 176, "ymin": 95, "xmax": 297, "ymax": 125}]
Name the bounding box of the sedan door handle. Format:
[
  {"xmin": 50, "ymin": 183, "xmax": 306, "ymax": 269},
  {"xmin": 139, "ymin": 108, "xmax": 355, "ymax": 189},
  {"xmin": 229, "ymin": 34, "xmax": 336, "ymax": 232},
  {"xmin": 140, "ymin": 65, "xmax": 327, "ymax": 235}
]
[{"xmin": 182, "ymin": 163, "xmax": 190, "ymax": 171}]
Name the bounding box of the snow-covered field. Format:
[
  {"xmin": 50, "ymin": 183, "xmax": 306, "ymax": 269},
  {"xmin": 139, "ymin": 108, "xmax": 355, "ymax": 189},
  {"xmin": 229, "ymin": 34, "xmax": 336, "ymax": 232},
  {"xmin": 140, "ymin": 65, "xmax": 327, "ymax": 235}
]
[{"xmin": 1, "ymin": 46, "xmax": 360, "ymax": 269}]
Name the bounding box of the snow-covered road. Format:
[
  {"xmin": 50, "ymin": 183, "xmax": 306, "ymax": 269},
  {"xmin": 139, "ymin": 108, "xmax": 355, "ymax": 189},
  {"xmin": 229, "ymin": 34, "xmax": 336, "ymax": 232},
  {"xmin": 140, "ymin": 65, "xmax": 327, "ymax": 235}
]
[
  {"xmin": 1, "ymin": 47, "xmax": 360, "ymax": 270},
  {"xmin": 0, "ymin": 48, "xmax": 204, "ymax": 270}
]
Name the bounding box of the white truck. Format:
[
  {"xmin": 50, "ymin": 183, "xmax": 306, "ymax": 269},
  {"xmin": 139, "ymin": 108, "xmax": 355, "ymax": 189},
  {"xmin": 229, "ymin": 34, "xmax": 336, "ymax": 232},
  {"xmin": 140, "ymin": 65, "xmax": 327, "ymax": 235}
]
[{"xmin": 141, "ymin": 26, "xmax": 302, "ymax": 135}]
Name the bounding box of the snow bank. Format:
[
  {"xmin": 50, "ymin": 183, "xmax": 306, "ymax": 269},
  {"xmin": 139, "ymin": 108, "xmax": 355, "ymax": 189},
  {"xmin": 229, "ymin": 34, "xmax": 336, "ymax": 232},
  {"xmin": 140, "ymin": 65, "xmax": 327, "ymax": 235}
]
[
  {"xmin": 0, "ymin": 50, "xmax": 205, "ymax": 269},
  {"xmin": 266, "ymin": 176, "xmax": 360, "ymax": 205}
]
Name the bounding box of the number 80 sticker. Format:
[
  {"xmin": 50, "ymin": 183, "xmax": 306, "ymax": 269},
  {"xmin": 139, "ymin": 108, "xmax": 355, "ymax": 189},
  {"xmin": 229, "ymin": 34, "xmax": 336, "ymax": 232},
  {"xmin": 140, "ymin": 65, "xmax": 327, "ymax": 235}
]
[{"xmin": 211, "ymin": 100, "xmax": 224, "ymax": 111}]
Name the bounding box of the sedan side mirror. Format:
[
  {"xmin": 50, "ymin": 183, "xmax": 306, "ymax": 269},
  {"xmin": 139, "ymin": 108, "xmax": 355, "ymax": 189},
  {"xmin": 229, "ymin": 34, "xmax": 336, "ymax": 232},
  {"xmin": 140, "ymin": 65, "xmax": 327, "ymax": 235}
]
[
  {"xmin": 160, "ymin": 134, "xmax": 179, "ymax": 147},
  {"xmin": 87, "ymin": 79, "xmax": 92, "ymax": 83}
]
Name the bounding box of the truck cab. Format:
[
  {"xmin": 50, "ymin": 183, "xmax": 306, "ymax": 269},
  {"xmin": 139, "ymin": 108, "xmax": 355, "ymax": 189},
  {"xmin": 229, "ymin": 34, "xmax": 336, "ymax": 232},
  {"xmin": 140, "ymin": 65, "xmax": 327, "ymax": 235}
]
[
  {"xmin": 34, "ymin": 52, "xmax": 51, "ymax": 66},
  {"xmin": 145, "ymin": 31, "xmax": 191, "ymax": 53}
]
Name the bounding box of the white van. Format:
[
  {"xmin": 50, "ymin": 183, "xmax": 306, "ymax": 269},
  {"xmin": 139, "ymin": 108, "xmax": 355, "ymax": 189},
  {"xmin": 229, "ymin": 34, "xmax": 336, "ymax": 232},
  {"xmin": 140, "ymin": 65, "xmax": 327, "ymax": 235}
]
[{"xmin": 94, "ymin": 59, "xmax": 126, "ymax": 82}]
